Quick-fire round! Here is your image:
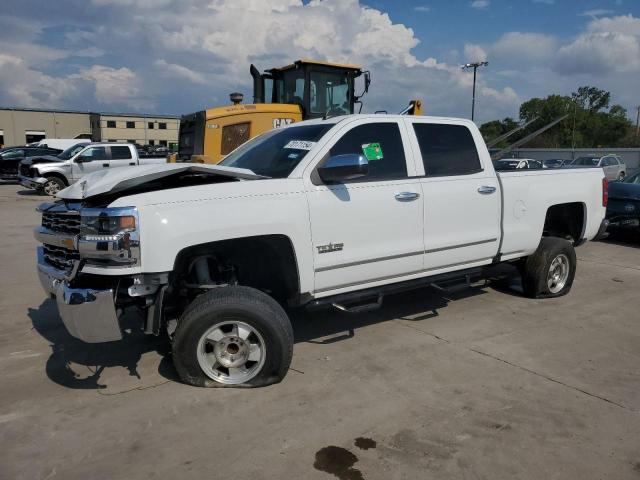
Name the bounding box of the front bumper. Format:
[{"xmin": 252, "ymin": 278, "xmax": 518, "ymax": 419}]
[
  {"xmin": 20, "ymin": 175, "xmax": 47, "ymax": 190},
  {"xmin": 37, "ymin": 248, "xmax": 123, "ymax": 343}
]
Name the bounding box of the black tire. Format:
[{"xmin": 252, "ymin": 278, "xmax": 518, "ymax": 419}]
[
  {"xmin": 172, "ymin": 286, "xmax": 293, "ymax": 388},
  {"xmin": 41, "ymin": 176, "xmax": 66, "ymax": 196},
  {"xmin": 521, "ymin": 237, "xmax": 576, "ymax": 299}
]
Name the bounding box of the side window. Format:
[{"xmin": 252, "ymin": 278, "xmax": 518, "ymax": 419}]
[
  {"xmin": 110, "ymin": 146, "xmax": 133, "ymax": 160},
  {"xmin": 413, "ymin": 123, "xmax": 482, "ymax": 176},
  {"xmin": 3, "ymin": 149, "xmax": 24, "ymax": 159},
  {"xmin": 329, "ymin": 122, "xmax": 407, "ymax": 181},
  {"xmin": 80, "ymin": 147, "xmax": 107, "ymax": 161}
]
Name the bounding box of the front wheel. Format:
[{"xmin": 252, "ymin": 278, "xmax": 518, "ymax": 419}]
[
  {"xmin": 172, "ymin": 286, "xmax": 294, "ymax": 388},
  {"xmin": 520, "ymin": 237, "xmax": 576, "ymax": 298},
  {"xmin": 41, "ymin": 177, "xmax": 66, "ymax": 196}
]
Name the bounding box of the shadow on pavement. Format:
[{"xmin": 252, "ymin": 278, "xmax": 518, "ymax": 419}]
[
  {"xmin": 28, "ymin": 299, "xmax": 177, "ymax": 390},
  {"xmin": 16, "ymin": 189, "xmax": 43, "ymax": 196},
  {"xmin": 27, "ymin": 266, "xmax": 524, "ymax": 389}
]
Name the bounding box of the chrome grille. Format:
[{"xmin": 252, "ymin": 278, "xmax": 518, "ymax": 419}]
[
  {"xmin": 42, "ymin": 211, "xmax": 81, "ymax": 235},
  {"xmin": 43, "ymin": 244, "xmax": 80, "ymax": 271}
]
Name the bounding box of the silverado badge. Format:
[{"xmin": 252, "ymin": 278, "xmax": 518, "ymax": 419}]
[{"xmin": 317, "ymin": 242, "xmax": 344, "ymax": 254}]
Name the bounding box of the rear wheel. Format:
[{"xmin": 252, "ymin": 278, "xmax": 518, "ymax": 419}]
[
  {"xmin": 521, "ymin": 237, "xmax": 576, "ymax": 298},
  {"xmin": 172, "ymin": 286, "xmax": 293, "ymax": 388},
  {"xmin": 618, "ymin": 172, "xmax": 625, "ymax": 181},
  {"xmin": 41, "ymin": 177, "xmax": 66, "ymax": 196}
]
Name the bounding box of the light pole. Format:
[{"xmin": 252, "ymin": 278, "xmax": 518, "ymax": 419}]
[
  {"xmin": 636, "ymin": 106, "xmax": 640, "ymax": 137},
  {"xmin": 462, "ymin": 61, "xmax": 488, "ymax": 121}
]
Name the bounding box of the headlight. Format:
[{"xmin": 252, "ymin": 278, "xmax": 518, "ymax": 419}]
[{"xmin": 78, "ymin": 207, "xmax": 140, "ymax": 266}]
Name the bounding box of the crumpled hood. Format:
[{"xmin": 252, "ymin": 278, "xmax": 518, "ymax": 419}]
[
  {"xmin": 609, "ymin": 181, "xmax": 640, "ymax": 201},
  {"xmin": 21, "ymin": 155, "xmax": 62, "ymax": 166},
  {"xmin": 56, "ymin": 163, "xmax": 265, "ymax": 200}
]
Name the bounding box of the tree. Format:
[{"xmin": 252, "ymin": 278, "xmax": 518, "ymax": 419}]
[{"xmin": 480, "ymin": 86, "xmax": 634, "ymax": 148}]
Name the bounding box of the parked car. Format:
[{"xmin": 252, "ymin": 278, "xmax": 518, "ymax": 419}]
[
  {"xmin": 19, "ymin": 142, "xmax": 167, "ymax": 195},
  {"xmin": 19, "ymin": 142, "xmax": 88, "ymax": 176},
  {"xmin": 543, "ymin": 158, "xmax": 568, "ymax": 169},
  {"xmin": 493, "ymin": 158, "xmax": 545, "ymax": 170},
  {"xmin": 568, "ymin": 155, "xmax": 626, "ymax": 181},
  {"xmin": 0, "ymin": 146, "xmax": 63, "ymax": 181},
  {"xmin": 606, "ymin": 171, "xmax": 640, "ymax": 231},
  {"xmin": 34, "ymin": 114, "xmax": 607, "ymax": 388}
]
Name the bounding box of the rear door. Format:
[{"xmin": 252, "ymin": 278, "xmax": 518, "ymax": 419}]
[
  {"xmin": 108, "ymin": 145, "xmax": 137, "ymax": 169},
  {"xmin": 406, "ymin": 119, "xmax": 501, "ymax": 272},
  {"xmin": 304, "ymin": 119, "xmax": 424, "ymax": 294},
  {"xmin": 71, "ymin": 146, "xmax": 109, "ymax": 181}
]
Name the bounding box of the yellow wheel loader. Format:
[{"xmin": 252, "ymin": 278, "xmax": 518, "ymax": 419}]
[{"xmin": 172, "ymin": 59, "xmax": 422, "ymax": 164}]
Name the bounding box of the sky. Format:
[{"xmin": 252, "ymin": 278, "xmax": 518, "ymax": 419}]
[{"xmin": 0, "ymin": 0, "xmax": 639, "ymax": 124}]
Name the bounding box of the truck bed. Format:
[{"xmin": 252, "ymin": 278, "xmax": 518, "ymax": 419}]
[{"xmin": 497, "ymin": 167, "xmax": 606, "ymax": 261}]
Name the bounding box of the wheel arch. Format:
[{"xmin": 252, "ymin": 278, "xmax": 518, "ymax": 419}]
[
  {"xmin": 542, "ymin": 202, "xmax": 586, "ymax": 245},
  {"xmin": 42, "ymin": 171, "xmax": 69, "ymax": 186},
  {"xmin": 172, "ymin": 234, "xmax": 302, "ymax": 305}
]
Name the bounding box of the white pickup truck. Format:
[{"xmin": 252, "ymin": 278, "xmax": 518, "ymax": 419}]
[
  {"xmin": 19, "ymin": 142, "xmax": 166, "ymax": 195},
  {"xmin": 33, "ymin": 114, "xmax": 608, "ymax": 388}
]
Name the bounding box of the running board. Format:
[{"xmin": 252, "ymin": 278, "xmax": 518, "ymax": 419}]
[
  {"xmin": 306, "ymin": 267, "xmax": 483, "ymax": 311},
  {"xmin": 429, "ymin": 273, "xmax": 473, "ymax": 294},
  {"xmin": 332, "ymin": 294, "xmax": 383, "ymax": 313}
]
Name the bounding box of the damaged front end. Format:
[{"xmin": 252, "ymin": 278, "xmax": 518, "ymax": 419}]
[{"xmin": 35, "ymin": 201, "xmax": 162, "ymax": 342}]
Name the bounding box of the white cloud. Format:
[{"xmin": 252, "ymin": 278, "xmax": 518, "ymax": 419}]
[
  {"xmin": 470, "ymin": 1, "xmax": 490, "ymax": 9},
  {"xmin": 154, "ymin": 59, "xmax": 207, "ymax": 85},
  {"xmin": 579, "ymin": 9, "xmax": 615, "ymax": 19},
  {"xmin": 73, "ymin": 65, "xmax": 152, "ymax": 108},
  {"xmin": 491, "ymin": 32, "xmax": 557, "ymax": 60},
  {"xmin": 0, "ymin": 54, "xmax": 75, "ymax": 108},
  {"xmin": 532, "ymin": 0, "xmax": 554, "ymax": 4},
  {"xmin": 464, "ymin": 44, "xmax": 488, "ymax": 62},
  {"xmin": 414, "ymin": 5, "xmax": 431, "ymax": 12}
]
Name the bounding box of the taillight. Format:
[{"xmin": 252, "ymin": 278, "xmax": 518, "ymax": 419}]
[{"xmin": 602, "ymin": 177, "xmax": 608, "ymax": 207}]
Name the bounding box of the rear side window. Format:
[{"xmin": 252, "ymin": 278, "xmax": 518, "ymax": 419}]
[
  {"xmin": 329, "ymin": 122, "xmax": 407, "ymax": 181},
  {"xmin": 413, "ymin": 123, "xmax": 481, "ymax": 176},
  {"xmin": 110, "ymin": 146, "xmax": 132, "ymax": 159}
]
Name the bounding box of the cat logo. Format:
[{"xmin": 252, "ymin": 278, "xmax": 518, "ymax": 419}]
[
  {"xmin": 317, "ymin": 242, "xmax": 344, "ymax": 254},
  {"xmin": 273, "ymin": 118, "xmax": 294, "ymax": 129}
]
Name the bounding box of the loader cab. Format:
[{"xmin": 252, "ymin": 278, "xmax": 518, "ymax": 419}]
[
  {"xmin": 252, "ymin": 59, "xmax": 369, "ymax": 120},
  {"xmin": 176, "ymin": 59, "xmax": 369, "ymax": 164}
]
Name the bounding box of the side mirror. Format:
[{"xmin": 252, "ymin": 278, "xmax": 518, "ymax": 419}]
[
  {"xmin": 318, "ymin": 154, "xmax": 368, "ymax": 183},
  {"xmin": 75, "ymin": 155, "xmax": 88, "ymax": 163}
]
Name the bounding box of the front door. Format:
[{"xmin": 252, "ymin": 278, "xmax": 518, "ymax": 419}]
[
  {"xmin": 305, "ymin": 119, "xmax": 424, "ymax": 295},
  {"xmin": 406, "ymin": 119, "xmax": 501, "ymax": 272},
  {"xmin": 71, "ymin": 146, "xmax": 109, "ymax": 181}
]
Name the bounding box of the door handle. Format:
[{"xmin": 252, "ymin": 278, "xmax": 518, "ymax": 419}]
[
  {"xmin": 477, "ymin": 186, "xmax": 496, "ymax": 195},
  {"xmin": 102, "ymin": 163, "xmax": 109, "ymax": 167},
  {"xmin": 395, "ymin": 191, "xmax": 420, "ymax": 201}
]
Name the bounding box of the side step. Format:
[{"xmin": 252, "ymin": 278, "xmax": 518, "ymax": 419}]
[
  {"xmin": 307, "ymin": 267, "xmax": 483, "ymax": 313},
  {"xmin": 332, "ymin": 294, "xmax": 384, "ymax": 313}
]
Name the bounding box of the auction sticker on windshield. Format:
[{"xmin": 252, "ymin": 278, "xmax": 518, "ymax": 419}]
[
  {"xmin": 284, "ymin": 140, "xmax": 316, "ymax": 150},
  {"xmin": 362, "ymin": 143, "xmax": 383, "ymax": 160}
]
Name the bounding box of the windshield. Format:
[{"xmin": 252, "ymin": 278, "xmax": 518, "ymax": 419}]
[
  {"xmin": 623, "ymin": 172, "xmax": 640, "ymax": 184},
  {"xmin": 58, "ymin": 143, "xmax": 87, "ymax": 160},
  {"xmin": 219, "ymin": 124, "xmax": 332, "ymax": 178}
]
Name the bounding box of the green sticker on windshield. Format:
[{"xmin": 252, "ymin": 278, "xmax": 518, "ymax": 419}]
[{"xmin": 362, "ymin": 143, "xmax": 383, "ymax": 161}]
